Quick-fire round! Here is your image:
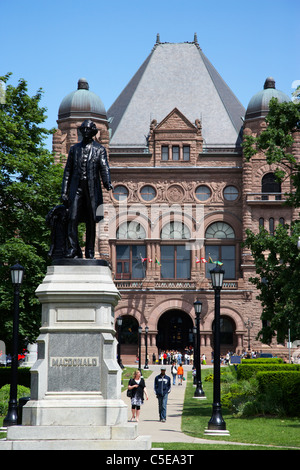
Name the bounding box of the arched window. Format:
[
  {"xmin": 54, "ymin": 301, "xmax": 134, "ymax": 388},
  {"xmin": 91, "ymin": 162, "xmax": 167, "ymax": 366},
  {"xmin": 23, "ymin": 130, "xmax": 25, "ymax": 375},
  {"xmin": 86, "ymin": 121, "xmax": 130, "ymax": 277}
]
[
  {"xmin": 117, "ymin": 221, "xmax": 146, "ymax": 239},
  {"xmin": 212, "ymin": 316, "xmax": 235, "ymax": 345},
  {"xmin": 161, "ymin": 221, "xmax": 190, "ymax": 239},
  {"xmin": 262, "ymin": 173, "xmax": 281, "ymax": 200},
  {"xmin": 205, "ymin": 222, "xmax": 236, "ymax": 279},
  {"xmin": 116, "ymin": 221, "xmax": 146, "ymax": 279},
  {"xmin": 269, "ymin": 217, "xmax": 274, "ymax": 236},
  {"xmin": 160, "ymin": 222, "xmax": 191, "ymax": 279},
  {"xmin": 206, "ymin": 222, "xmax": 235, "ymax": 239}
]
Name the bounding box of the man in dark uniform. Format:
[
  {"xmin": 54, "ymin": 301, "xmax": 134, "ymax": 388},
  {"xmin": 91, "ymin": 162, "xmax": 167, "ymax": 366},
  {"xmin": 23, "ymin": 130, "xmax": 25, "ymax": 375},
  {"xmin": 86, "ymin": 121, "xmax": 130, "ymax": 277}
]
[
  {"xmin": 61, "ymin": 119, "xmax": 113, "ymax": 259},
  {"xmin": 154, "ymin": 366, "xmax": 171, "ymax": 422}
]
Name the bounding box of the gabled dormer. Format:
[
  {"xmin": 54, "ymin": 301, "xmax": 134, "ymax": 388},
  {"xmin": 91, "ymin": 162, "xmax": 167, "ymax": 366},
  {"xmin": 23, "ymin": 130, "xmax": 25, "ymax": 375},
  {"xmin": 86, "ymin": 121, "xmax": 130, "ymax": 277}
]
[{"xmin": 147, "ymin": 108, "xmax": 203, "ymax": 166}]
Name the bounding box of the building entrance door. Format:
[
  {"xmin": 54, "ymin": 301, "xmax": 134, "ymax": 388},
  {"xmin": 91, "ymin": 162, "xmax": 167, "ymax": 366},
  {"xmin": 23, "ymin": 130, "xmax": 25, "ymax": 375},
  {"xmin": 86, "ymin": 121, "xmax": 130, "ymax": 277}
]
[{"xmin": 156, "ymin": 309, "xmax": 194, "ymax": 352}]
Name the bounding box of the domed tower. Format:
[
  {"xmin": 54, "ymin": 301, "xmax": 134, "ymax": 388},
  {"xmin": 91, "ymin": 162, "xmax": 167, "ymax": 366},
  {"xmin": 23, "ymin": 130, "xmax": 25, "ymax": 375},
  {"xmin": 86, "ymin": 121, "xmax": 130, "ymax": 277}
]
[
  {"xmin": 53, "ymin": 78, "xmax": 109, "ymax": 161},
  {"xmin": 244, "ymin": 77, "xmax": 290, "ymax": 132},
  {"xmin": 242, "ymin": 78, "xmax": 294, "ymax": 270}
]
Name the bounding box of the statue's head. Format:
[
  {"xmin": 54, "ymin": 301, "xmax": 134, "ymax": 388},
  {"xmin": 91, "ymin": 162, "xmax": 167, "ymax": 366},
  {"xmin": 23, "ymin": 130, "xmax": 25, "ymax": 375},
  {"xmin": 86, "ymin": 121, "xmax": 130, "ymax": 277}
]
[{"xmin": 79, "ymin": 119, "xmax": 98, "ymax": 138}]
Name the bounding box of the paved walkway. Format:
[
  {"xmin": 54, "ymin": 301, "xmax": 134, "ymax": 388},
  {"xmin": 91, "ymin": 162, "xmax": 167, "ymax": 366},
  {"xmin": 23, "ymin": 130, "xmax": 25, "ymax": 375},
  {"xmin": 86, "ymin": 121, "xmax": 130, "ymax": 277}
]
[{"xmin": 122, "ymin": 364, "xmax": 243, "ymax": 446}]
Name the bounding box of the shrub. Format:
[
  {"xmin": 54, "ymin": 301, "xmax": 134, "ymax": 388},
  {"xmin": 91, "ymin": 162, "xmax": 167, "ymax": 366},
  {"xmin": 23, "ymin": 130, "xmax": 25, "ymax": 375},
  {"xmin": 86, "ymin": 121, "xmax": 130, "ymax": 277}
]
[
  {"xmin": 236, "ymin": 363, "xmax": 300, "ymax": 380},
  {"xmin": 241, "ymin": 358, "xmax": 283, "ymax": 364},
  {"xmin": 0, "ymin": 384, "xmax": 31, "ymax": 416},
  {"xmin": 221, "ymin": 377, "xmax": 259, "ymax": 415},
  {"xmin": 256, "ymin": 371, "xmax": 300, "ymax": 416},
  {"xmin": 204, "ymin": 373, "xmax": 213, "ymax": 382}
]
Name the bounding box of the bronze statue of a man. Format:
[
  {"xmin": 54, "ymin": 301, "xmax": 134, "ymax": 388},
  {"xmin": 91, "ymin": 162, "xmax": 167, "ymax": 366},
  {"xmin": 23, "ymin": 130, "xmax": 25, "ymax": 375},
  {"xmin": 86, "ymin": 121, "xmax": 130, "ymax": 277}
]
[{"xmin": 61, "ymin": 119, "xmax": 113, "ymax": 259}]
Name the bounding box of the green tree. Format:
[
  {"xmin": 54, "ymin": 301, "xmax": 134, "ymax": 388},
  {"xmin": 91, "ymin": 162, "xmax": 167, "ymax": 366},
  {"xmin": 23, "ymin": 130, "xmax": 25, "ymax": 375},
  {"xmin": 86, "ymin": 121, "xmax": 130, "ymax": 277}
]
[
  {"xmin": 244, "ymin": 222, "xmax": 300, "ymax": 344},
  {"xmin": 0, "ymin": 73, "xmax": 63, "ymax": 350},
  {"xmin": 243, "ymin": 96, "xmax": 300, "ymax": 344}
]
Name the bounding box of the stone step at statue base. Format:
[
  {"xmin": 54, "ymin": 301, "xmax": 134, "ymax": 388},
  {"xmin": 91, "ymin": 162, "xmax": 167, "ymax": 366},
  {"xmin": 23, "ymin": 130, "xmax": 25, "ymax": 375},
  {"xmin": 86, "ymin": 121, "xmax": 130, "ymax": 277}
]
[{"xmin": 0, "ymin": 424, "xmax": 151, "ymax": 450}]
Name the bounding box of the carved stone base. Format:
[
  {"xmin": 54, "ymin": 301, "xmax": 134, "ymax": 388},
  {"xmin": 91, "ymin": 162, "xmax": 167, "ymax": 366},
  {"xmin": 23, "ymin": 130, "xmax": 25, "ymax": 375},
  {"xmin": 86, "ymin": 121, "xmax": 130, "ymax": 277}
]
[{"xmin": 0, "ymin": 262, "xmax": 151, "ymax": 450}]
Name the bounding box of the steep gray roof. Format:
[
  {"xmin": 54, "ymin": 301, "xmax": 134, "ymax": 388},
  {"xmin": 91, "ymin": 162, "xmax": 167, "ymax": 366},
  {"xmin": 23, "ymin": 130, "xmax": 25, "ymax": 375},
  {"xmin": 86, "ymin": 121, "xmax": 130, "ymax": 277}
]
[{"xmin": 107, "ymin": 42, "xmax": 245, "ymax": 149}]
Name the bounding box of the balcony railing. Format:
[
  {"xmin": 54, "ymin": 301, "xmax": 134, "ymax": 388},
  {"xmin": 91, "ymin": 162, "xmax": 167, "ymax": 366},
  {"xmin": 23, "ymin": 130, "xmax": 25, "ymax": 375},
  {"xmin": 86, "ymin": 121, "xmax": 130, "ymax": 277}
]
[
  {"xmin": 155, "ymin": 281, "xmax": 196, "ymax": 289},
  {"xmin": 246, "ymin": 192, "xmax": 285, "ymax": 203},
  {"xmin": 114, "ymin": 279, "xmax": 238, "ymax": 290}
]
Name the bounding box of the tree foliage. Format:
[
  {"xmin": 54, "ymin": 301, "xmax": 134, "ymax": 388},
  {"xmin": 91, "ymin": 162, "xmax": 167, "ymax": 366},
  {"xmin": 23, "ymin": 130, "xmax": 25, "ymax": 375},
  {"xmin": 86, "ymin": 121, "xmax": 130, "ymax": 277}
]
[
  {"xmin": 245, "ymin": 223, "xmax": 300, "ymax": 344},
  {"xmin": 243, "ymin": 97, "xmax": 300, "ymax": 206},
  {"xmin": 0, "ymin": 73, "xmax": 63, "ymax": 350},
  {"xmin": 243, "ymin": 96, "xmax": 300, "ymax": 344}
]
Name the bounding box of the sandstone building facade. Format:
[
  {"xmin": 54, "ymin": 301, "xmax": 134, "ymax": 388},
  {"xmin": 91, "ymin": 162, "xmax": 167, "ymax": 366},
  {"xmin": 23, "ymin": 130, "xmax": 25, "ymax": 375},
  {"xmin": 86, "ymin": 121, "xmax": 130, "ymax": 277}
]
[{"xmin": 53, "ymin": 36, "xmax": 297, "ymax": 363}]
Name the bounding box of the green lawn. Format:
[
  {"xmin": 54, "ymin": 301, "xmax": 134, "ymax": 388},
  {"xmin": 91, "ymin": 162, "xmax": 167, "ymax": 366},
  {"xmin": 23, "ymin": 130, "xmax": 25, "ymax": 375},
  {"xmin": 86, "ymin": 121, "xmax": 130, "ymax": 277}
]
[{"xmin": 179, "ymin": 368, "xmax": 300, "ymax": 449}]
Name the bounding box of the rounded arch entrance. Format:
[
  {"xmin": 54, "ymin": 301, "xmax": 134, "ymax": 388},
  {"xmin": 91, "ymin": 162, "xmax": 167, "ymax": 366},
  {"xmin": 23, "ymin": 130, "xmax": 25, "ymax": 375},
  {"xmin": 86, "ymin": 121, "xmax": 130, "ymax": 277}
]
[
  {"xmin": 202, "ymin": 307, "xmax": 245, "ymax": 355},
  {"xmin": 212, "ymin": 315, "xmax": 236, "ymax": 352},
  {"xmin": 116, "ymin": 314, "xmax": 139, "ymax": 363},
  {"xmin": 156, "ymin": 309, "xmax": 194, "ymax": 352},
  {"xmin": 119, "ymin": 315, "xmax": 139, "ymax": 345}
]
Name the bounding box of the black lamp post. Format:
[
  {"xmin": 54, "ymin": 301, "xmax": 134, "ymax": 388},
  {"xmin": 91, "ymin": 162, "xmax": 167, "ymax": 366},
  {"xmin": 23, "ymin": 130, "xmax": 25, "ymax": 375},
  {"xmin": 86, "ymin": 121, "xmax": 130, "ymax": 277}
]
[
  {"xmin": 144, "ymin": 326, "xmax": 149, "ymax": 369},
  {"xmin": 207, "ymin": 265, "xmax": 228, "ymax": 433},
  {"xmin": 193, "ymin": 326, "xmax": 197, "ymax": 385},
  {"xmin": 117, "ymin": 316, "xmax": 123, "ymax": 367},
  {"xmin": 3, "ymin": 262, "xmax": 24, "ymax": 427},
  {"xmin": 193, "ymin": 299, "xmax": 206, "ymax": 398},
  {"xmin": 138, "ymin": 325, "xmax": 142, "ymax": 371}
]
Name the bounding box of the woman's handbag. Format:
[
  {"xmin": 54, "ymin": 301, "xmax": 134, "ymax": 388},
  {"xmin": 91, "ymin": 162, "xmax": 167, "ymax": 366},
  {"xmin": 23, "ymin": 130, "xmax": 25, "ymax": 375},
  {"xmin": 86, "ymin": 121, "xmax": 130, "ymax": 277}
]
[{"xmin": 127, "ymin": 388, "xmax": 132, "ymax": 397}]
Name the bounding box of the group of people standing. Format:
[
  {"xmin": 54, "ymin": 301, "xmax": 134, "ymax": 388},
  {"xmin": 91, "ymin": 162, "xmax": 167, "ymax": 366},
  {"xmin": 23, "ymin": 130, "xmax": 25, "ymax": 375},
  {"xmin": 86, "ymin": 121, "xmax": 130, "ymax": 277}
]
[{"xmin": 154, "ymin": 349, "xmax": 193, "ymax": 366}]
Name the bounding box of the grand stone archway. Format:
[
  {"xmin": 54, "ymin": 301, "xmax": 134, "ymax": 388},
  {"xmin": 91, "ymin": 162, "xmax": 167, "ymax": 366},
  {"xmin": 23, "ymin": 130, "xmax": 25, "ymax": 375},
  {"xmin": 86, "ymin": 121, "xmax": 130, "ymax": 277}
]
[{"xmin": 156, "ymin": 309, "xmax": 194, "ymax": 352}]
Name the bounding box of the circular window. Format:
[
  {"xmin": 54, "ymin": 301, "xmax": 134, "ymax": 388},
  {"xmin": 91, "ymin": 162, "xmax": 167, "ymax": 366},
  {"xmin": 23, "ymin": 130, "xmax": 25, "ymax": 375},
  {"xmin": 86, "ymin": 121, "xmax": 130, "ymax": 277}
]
[
  {"xmin": 195, "ymin": 185, "xmax": 211, "ymax": 201},
  {"xmin": 224, "ymin": 186, "xmax": 239, "ymax": 201},
  {"xmin": 205, "ymin": 222, "xmax": 235, "ymax": 239},
  {"xmin": 113, "ymin": 185, "xmax": 128, "ymax": 201},
  {"xmin": 117, "ymin": 221, "xmax": 146, "ymax": 239},
  {"xmin": 140, "ymin": 185, "xmax": 156, "ymax": 201}
]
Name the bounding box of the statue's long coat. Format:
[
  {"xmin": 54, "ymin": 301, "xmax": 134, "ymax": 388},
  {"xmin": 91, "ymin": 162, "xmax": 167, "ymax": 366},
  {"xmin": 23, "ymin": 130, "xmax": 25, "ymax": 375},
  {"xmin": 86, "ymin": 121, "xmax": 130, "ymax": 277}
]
[{"xmin": 61, "ymin": 141, "xmax": 111, "ymax": 223}]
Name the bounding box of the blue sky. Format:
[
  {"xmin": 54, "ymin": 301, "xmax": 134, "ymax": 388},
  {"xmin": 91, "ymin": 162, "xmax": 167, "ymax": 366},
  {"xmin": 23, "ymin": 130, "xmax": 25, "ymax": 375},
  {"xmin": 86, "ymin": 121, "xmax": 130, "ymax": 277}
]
[{"xmin": 1, "ymin": 0, "xmax": 299, "ymax": 150}]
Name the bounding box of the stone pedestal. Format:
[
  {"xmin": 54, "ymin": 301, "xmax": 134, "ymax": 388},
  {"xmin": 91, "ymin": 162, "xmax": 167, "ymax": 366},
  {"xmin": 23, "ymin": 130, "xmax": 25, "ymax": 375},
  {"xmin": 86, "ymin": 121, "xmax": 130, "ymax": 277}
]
[{"xmin": 2, "ymin": 260, "xmax": 151, "ymax": 450}]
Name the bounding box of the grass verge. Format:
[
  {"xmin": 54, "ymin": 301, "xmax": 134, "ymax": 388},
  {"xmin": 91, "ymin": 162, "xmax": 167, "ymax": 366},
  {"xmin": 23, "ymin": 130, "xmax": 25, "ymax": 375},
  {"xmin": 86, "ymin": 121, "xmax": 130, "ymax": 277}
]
[{"xmin": 180, "ymin": 368, "xmax": 300, "ymax": 449}]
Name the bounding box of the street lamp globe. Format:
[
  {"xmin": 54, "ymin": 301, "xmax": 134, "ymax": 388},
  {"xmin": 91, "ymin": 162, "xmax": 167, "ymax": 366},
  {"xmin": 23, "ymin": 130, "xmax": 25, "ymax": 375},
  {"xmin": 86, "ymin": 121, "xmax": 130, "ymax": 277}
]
[
  {"xmin": 193, "ymin": 299, "xmax": 202, "ymax": 315},
  {"xmin": 10, "ymin": 262, "xmax": 24, "ymax": 286},
  {"xmin": 210, "ymin": 265, "xmax": 225, "ymax": 290}
]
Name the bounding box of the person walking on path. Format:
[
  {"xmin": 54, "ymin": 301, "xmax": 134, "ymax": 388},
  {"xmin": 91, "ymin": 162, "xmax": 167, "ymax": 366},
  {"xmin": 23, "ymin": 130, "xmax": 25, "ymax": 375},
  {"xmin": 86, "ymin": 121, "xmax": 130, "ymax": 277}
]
[
  {"xmin": 171, "ymin": 361, "xmax": 177, "ymax": 385},
  {"xmin": 177, "ymin": 363, "xmax": 184, "ymax": 385},
  {"xmin": 154, "ymin": 366, "xmax": 171, "ymax": 422},
  {"xmin": 128, "ymin": 370, "xmax": 148, "ymax": 422}
]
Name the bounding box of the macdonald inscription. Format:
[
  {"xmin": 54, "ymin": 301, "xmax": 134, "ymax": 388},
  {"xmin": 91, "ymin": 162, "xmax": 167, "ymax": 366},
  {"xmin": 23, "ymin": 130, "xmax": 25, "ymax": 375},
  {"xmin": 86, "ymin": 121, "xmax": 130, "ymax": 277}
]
[{"xmin": 50, "ymin": 356, "xmax": 99, "ymax": 367}]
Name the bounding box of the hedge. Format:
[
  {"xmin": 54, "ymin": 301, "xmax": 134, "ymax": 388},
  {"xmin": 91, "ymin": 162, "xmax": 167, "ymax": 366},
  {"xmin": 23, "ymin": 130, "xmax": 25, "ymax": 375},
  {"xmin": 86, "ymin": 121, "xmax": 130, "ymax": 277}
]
[
  {"xmin": 0, "ymin": 368, "xmax": 31, "ymax": 388},
  {"xmin": 256, "ymin": 371, "xmax": 300, "ymax": 416},
  {"xmin": 236, "ymin": 363, "xmax": 300, "ymax": 380},
  {"xmin": 241, "ymin": 358, "xmax": 283, "ymax": 364}
]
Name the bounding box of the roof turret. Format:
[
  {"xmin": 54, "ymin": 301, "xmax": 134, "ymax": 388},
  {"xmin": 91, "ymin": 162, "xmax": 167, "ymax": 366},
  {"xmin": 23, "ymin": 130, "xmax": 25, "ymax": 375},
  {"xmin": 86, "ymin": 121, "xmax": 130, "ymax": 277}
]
[
  {"xmin": 245, "ymin": 77, "xmax": 290, "ymax": 120},
  {"xmin": 58, "ymin": 78, "xmax": 107, "ymax": 122}
]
